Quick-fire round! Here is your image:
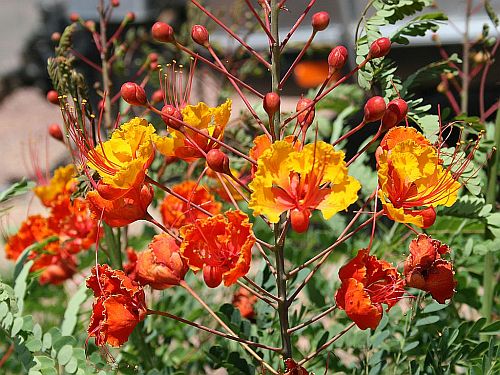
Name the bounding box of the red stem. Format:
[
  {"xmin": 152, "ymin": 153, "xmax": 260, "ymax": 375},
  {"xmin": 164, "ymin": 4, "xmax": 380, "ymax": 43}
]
[
  {"xmin": 280, "ymin": 0, "xmax": 317, "ymax": 51},
  {"xmin": 279, "ymin": 31, "xmax": 316, "ymax": 88},
  {"xmin": 244, "ymin": 0, "xmax": 275, "ymax": 43}
]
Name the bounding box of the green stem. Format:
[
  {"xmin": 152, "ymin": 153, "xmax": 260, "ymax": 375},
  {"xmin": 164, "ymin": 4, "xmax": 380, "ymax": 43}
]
[
  {"xmin": 460, "ymin": 0, "xmax": 472, "ymax": 114},
  {"xmin": 482, "ymin": 100, "xmax": 500, "ymax": 323},
  {"xmin": 102, "ymin": 224, "xmax": 122, "ymax": 269}
]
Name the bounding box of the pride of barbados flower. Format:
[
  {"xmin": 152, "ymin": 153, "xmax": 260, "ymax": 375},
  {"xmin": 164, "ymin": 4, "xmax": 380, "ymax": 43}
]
[
  {"xmin": 249, "ymin": 140, "xmax": 360, "ymax": 232},
  {"xmin": 161, "ymin": 100, "xmax": 232, "ymax": 162},
  {"xmin": 179, "ymin": 211, "xmax": 254, "ymax": 288},
  {"xmin": 86, "ymin": 117, "xmax": 159, "ymax": 195},
  {"xmin": 404, "ymin": 234, "xmax": 456, "ymax": 304},
  {"xmin": 87, "ymin": 264, "xmax": 147, "ymax": 347},
  {"xmin": 335, "ymin": 249, "xmax": 404, "ymax": 330},
  {"xmin": 377, "ymin": 126, "xmax": 460, "ymax": 228}
]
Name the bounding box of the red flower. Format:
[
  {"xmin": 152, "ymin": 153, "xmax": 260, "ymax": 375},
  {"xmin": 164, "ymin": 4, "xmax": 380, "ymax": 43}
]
[
  {"xmin": 335, "ymin": 249, "xmax": 404, "ymax": 330},
  {"xmin": 232, "ymin": 287, "xmax": 257, "ymax": 320},
  {"xmin": 160, "ymin": 180, "xmax": 221, "ymax": 229},
  {"xmin": 404, "ymin": 234, "xmax": 456, "ymax": 304},
  {"xmin": 180, "ymin": 211, "xmax": 254, "ymax": 288},
  {"xmin": 87, "ymin": 183, "xmax": 154, "ymax": 227},
  {"xmin": 136, "ymin": 234, "xmax": 188, "ymax": 289},
  {"xmin": 37, "ymin": 253, "xmax": 77, "ymax": 285},
  {"xmin": 87, "ymin": 264, "xmax": 147, "ymax": 347}
]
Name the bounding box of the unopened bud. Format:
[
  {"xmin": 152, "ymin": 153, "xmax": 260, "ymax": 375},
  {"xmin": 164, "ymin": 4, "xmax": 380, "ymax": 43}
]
[
  {"xmin": 120, "ymin": 82, "xmax": 147, "ymax": 106},
  {"xmin": 148, "ymin": 52, "xmax": 158, "ymax": 63},
  {"xmin": 296, "ymin": 97, "xmax": 315, "ymax": 128},
  {"xmin": 161, "ymin": 105, "xmax": 183, "ymax": 129},
  {"xmin": 381, "ymin": 98, "xmax": 408, "ymax": 130},
  {"xmin": 191, "ymin": 25, "xmax": 209, "ymax": 46},
  {"xmin": 151, "ymin": 89, "xmax": 164, "ymax": 103},
  {"xmin": 46, "ymin": 90, "xmax": 59, "ymax": 105},
  {"xmin": 152, "ymin": 22, "xmax": 175, "ymax": 43},
  {"xmin": 149, "ymin": 62, "xmax": 159, "ymax": 71},
  {"xmin": 111, "ymin": 0, "xmax": 120, "ymax": 7},
  {"xmin": 312, "ymin": 11, "xmax": 330, "ymax": 32},
  {"xmin": 290, "ymin": 209, "xmax": 310, "ymax": 233},
  {"xmin": 126, "ymin": 12, "xmax": 135, "ymax": 22},
  {"xmin": 51, "ymin": 32, "xmax": 61, "ymax": 42},
  {"xmin": 263, "ymin": 92, "xmax": 280, "ymax": 118},
  {"xmin": 328, "ymin": 46, "xmax": 348, "ymax": 74},
  {"xmin": 364, "ymin": 96, "xmax": 386, "ymax": 123},
  {"xmin": 84, "ymin": 20, "xmax": 96, "ymax": 32},
  {"xmin": 48, "ymin": 124, "xmax": 64, "ymax": 142},
  {"xmin": 368, "ymin": 37, "xmax": 391, "ymax": 59},
  {"xmin": 206, "ymin": 149, "xmax": 230, "ymax": 174},
  {"xmin": 69, "ymin": 12, "xmax": 80, "ymax": 23}
]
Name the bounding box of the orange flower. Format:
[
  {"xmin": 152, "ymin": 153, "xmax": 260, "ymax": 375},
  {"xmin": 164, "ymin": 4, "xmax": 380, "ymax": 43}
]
[
  {"xmin": 249, "ymin": 141, "xmax": 360, "ymax": 233},
  {"xmin": 232, "ymin": 287, "xmax": 257, "ymax": 320},
  {"xmin": 87, "ymin": 264, "xmax": 147, "ymax": 347},
  {"xmin": 377, "ymin": 126, "xmax": 460, "ymax": 228},
  {"xmin": 248, "ymin": 134, "xmax": 299, "ymax": 177},
  {"xmin": 404, "ymin": 234, "xmax": 456, "ymax": 304},
  {"xmin": 87, "ymin": 183, "xmax": 154, "ymax": 227},
  {"xmin": 335, "ymin": 249, "xmax": 404, "ymax": 330},
  {"xmin": 36, "ymin": 253, "xmax": 77, "ymax": 286},
  {"xmin": 33, "ymin": 164, "xmax": 77, "ymax": 208},
  {"xmin": 293, "ymin": 60, "xmax": 336, "ymax": 89},
  {"xmin": 160, "ymin": 180, "xmax": 221, "ymax": 229},
  {"xmin": 136, "ymin": 234, "xmax": 188, "ymax": 289},
  {"xmin": 180, "ymin": 211, "xmax": 254, "ymax": 288}
]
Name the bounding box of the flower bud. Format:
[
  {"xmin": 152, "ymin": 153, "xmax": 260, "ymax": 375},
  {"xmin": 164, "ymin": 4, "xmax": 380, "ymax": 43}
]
[
  {"xmin": 363, "ymin": 96, "xmax": 386, "ymax": 123},
  {"xmin": 126, "ymin": 12, "xmax": 135, "ymax": 22},
  {"xmin": 51, "ymin": 32, "xmax": 61, "ymax": 42},
  {"xmin": 120, "ymin": 82, "xmax": 147, "ymax": 106},
  {"xmin": 206, "ymin": 149, "xmax": 230, "ymax": 175},
  {"xmin": 151, "ymin": 89, "xmax": 164, "ymax": 103},
  {"xmin": 148, "ymin": 52, "xmax": 158, "ymax": 63},
  {"xmin": 69, "ymin": 12, "xmax": 80, "ymax": 23},
  {"xmin": 381, "ymin": 98, "xmax": 408, "ymax": 130},
  {"xmin": 368, "ymin": 37, "xmax": 391, "ymax": 59},
  {"xmin": 48, "ymin": 123, "xmax": 64, "ymax": 142},
  {"xmin": 328, "ymin": 46, "xmax": 348, "ymax": 74},
  {"xmin": 84, "ymin": 20, "xmax": 96, "ymax": 32},
  {"xmin": 203, "ymin": 265, "xmax": 223, "ymax": 288},
  {"xmin": 290, "ymin": 208, "xmax": 310, "ymax": 233},
  {"xmin": 191, "ymin": 25, "xmax": 209, "ymax": 46},
  {"xmin": 161, "ymin": 105, "xmax": 183, "ymax": 129},
  {"xmin": 312, "ymin": 11, "xmax": 330, "ymax": 31},
  {"xmin": 296, "ymin": 97, "xmax": 315, "ymax": 128},
  {"xmin": 263, "ymin": 92, "xmax": 280, "ymax": 118},
  {"xmin": 46, "ymin": 90, "xmax": 59, "ymax": 105},
  {"xmin": 111, "ymin": 0, "xmax": 120, "ymax": 7},
  {"xmin": 152, "ymin": 22, "xmax": 175, "ymax": 43}
]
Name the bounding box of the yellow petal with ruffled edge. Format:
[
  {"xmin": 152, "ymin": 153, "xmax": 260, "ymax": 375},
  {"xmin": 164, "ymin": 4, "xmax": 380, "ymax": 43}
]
[
  {"xmin": 379, "ymin": 193, "xmax": 424, "ymax": 227},
  {"xmin": 33, "ymin": 164, "xmax": 76, "ymax": 206},
  {"xmin": 88, "ymin": 117, "xmax": 156, "ymax": 190},
  {"xmin": 153, "ymin": 134, "xmax": 175, "ymax": 157}
]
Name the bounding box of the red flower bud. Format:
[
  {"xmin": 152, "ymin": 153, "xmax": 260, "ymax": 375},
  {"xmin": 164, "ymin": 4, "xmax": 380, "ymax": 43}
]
[
  {"xmin": 51, "ymin": 32, "xmax": 61, "ymax": 42},
  {"xmin": 363, "ymin": 96, "xmax": 386, "ymax": 123},
  {"xmin": 48, "ymin": 123, "xmax": 64, "ymax": 142},
  {"xmin": 312, "ymin": 11, "xmax": 330, "ymax": 31},
  {"xmin": 161, "ymin": 105, "xmax": 183, "ymax": 129},
  {"xmin": 111, "ymin": 0, "xmax": 120, "ymax": 7},
  {"xmin": 328, "ymin": 46, "xmax": 348, "ymax": 74},
  {"xmin": 206, "ymin": 149, "xmax": 230, "ymax": 175},
  {"xmin": 381, "ymin": 98, "xmax": 408, "ymax": 130},
  {"xmin": 263, "ymin": 92, "xmax": 280, "ymax": 118},
  {"xmin": 203, "ymin": 265, "xmax": 223, "ymax": 288},
  {"xmin": 296, "ymin": 97, "xmax": 315, "ymax": 128},
  {"xmin": 120, "ymin": 82, "xmax": 147, "ymax": 106},
  {"xmin": 290, "ymin": 209, "xmax": 310, "ymax": 233},
  {"xmin": 46, "ymin": 90, "xmax": 59, "ymax": 105},
  {"xmin": 191, "ymin": 25, "xmax": 210, "ymax": 46},
  {"xmin": 151, "ymin": 89, "xmax": 164, "ymax": 103},
  {"xmin": 126, "ymin": 12, "xmax": 135, "ymax": 22},
  {"xmin": 368, "ymin": 37, "xmax": 391, "ymax": 59},
  {"xmin": 69, "ymin": 12, "xmax": 80, "ymax": 23},
  {"xmin": 152, "ymin": 22, "xmax": 175, "ymax": 43},
  {"xmin": 148, "ymin": 52, "xmax": 158, "ymax": 63},
  {"xmin": 84, "ymin": 20, "xmax": 96, "ymax": 32}
]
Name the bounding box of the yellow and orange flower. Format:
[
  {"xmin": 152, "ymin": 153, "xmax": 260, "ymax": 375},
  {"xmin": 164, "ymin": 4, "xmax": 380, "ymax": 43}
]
[
  {"xmin": 87, "ymin": 264, "xmax": 147, "ymax": 347},
  {"xmin": 249, "ymin": 140, "xmax": 360, "ymax": 232},
  {"xmin": 136, "ymin": 234, "xmax": 188, "ymax": 289},
  {"xmin": 335, "ymin": 249, "xmax": 404, "ymax": 330},
  {"xmin": 232, "ymin": 287, "xmax": 258, "ymax": 320},
  {"xmin": 33, "ymin": 164, "xmax": 76, "ymax": 208},
  {"xmin": 404, "ymin": 234, "xmax": 456, "ymax": 303},
  {"xmin": 157, "ymin": 100, "xmax": 231, "ymax": 162},
  {"xmin": 180, "ymin": 211, "xmax": 254, "ymax": 288},
  {"xmin": 86, "ymin": 118, "xmax": 157, "ymax": 196},
  {"xmin": 87, "ymin": 183, "xmax": 154, "ymax": 227},
  {"xmin": 249, "ymin": 134, "xmax": 299, "ymax": 177},
  {"xmin": 377, "ymin": 126, "xmax": 460, "ymax": 228},
  {"xmin": 160, "ymin": 180, "xmax": 221, "ymax": 229}
]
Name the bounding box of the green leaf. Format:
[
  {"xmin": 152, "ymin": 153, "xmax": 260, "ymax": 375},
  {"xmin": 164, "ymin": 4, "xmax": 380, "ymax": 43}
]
[
  {"xmin": 14, "ymin": 259, "xmax": 34, "ymax": 314},
  {"xmin": 481, "ymin": 321, "xmax": 500, "ymax": 335},
  {"xmin": 441, "ymin": 196, "xmax": 491, "ymax": 219},
  {"xmin": 485, "ymin": 0, "xmax": 499, "ymax": 27},
  {"xmin": 61, "ymin": 283, "xmax": 88, "ymax": 336},
  {"xmin": 57, "ymin": 345, "xmax": 73, "ymax": 366},
  {"xmin": 422, "ymin": 302, "xmax": 449, "ymax": 314},
  {"xmin": 0, "ymin": 178, "xmax": 35, "ymax": 204},
  {"xmin": 415, "ymin": 315, "xmax": 440, "ymax": 326},
  {"xmin": 391, "ymin": 12, "xmax": 447, "ymax": 45},
  {"xmin": 25, "ymin": 338, "xmax": 43, "ymax": 352}
]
